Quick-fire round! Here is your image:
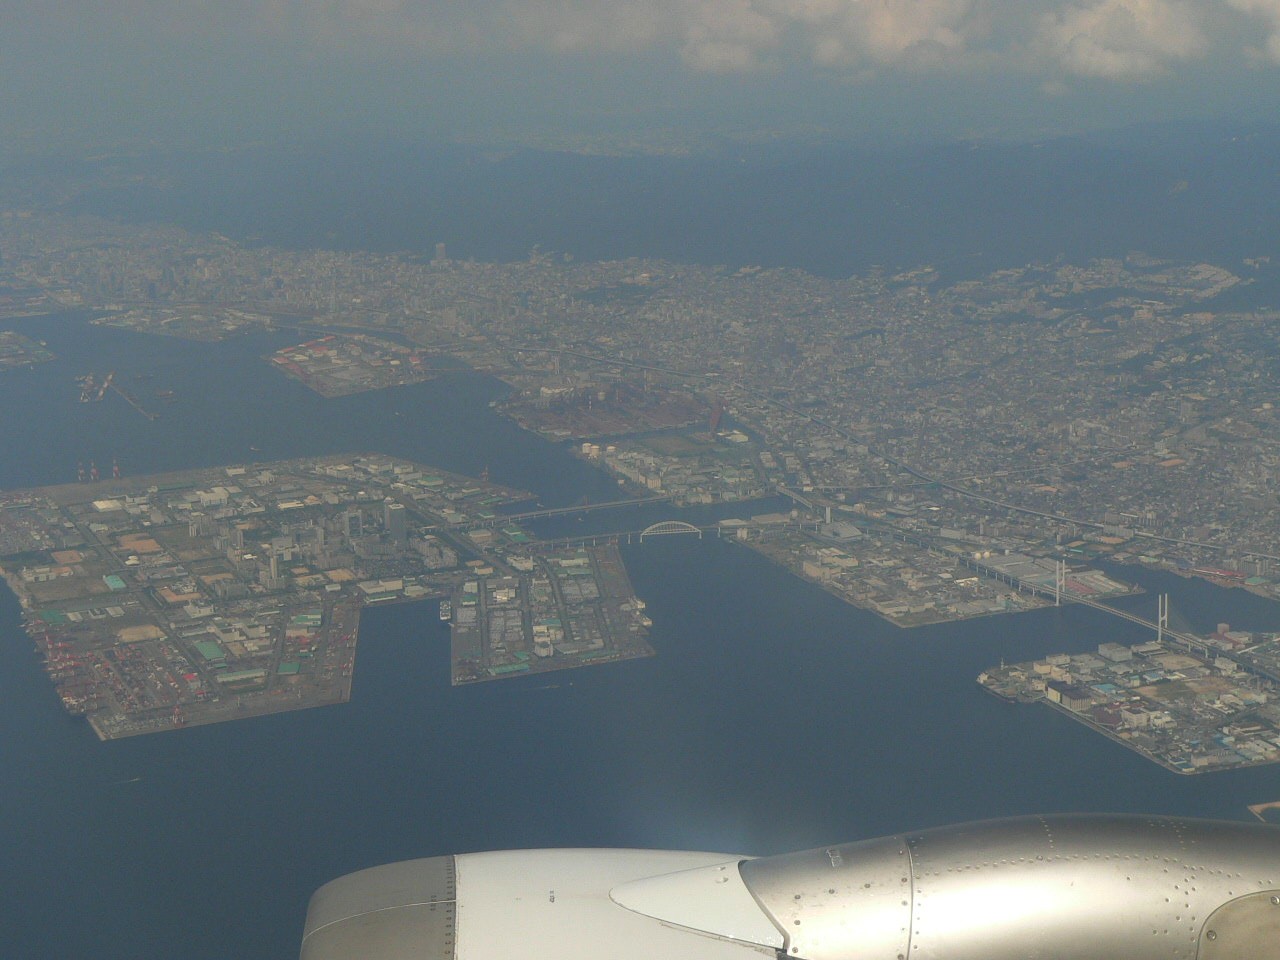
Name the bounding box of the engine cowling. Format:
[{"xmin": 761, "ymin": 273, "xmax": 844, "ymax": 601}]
[{"xmin": 735, "ymin": 814, "xmax": 1280, "ymax": 960}]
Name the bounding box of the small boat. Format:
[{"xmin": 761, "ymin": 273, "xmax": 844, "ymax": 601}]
[{"xmin": 439, "ymin": 600, "xmax": 452, "ymax": 622}]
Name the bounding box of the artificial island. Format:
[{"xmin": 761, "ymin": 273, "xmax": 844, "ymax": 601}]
[
  {"xmin": 980, "ymin": 624, "xmax": 1280, "ymax": 774},
  {"xmin": 0, "ymin": 455, "xmax": 654, "ymax": 739}
]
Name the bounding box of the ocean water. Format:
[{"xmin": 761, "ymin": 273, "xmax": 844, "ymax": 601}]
[{"xmin": 2, "ymin": 315, "xmax": 1280, "ymax": 959}]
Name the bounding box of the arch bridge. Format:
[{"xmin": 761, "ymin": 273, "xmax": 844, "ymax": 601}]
[{"xmin": 639, "ymin": 520, "xmax": 702, "ymax": 541}]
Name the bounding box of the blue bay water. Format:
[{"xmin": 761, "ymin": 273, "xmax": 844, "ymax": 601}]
[{"xmin": 2, "ymin": 315, "xmax": 1280, "ymax": 959}]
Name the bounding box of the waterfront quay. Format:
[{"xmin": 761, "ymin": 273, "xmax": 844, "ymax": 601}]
[
  {"xmin": 0, "ymin": 453, "xmax": 540, "ymax": 738},
  {"xmin": 449, "ymin": 543, "xmax": 654, "ymax": 684},
  {"xmin": 726, "ymin": 513, "xmax": 1134, "ymax": 628},
  {"xmin": 980, "ymin": 625, "xmax": 1280, "ymax": 773}
]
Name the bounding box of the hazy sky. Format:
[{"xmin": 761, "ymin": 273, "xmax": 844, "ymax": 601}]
[{"xmin": 5, "ymin": 1, "xmax": 1280, "ymax": 153}]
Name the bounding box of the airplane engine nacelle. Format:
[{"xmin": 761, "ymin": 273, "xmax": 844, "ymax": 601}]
[
  {"xmin": 300, "ymin": 815, "xmax": 1280, "ymax": 960},
  {"xmin": 730, "ymin": 814, "xmax": 1280, "ymax": 960}
]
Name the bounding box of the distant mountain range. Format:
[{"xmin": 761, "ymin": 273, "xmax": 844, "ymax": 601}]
[{"xmin": 13, "ymin": 121, "xmax": 1280, "ymax": 282}]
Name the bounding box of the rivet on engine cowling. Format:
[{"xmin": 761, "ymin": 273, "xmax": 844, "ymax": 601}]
[
  {"xmin": 1206, "ymin": 931, "xmax": 1217, "ymax": 941},
  {"xmin": 1270, "ymin": 895, "xmax": 1280, "ymax": 905}
]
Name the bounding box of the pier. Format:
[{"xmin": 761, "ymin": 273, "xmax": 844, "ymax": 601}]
[{"xmin": 109, "ymin": 381, "xmax": 160, "ymax": 420}]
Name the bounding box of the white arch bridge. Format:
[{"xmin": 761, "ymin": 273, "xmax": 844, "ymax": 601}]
[{"xmin": 638, "ymin": 520, "xmax": 703, "ymax": 541}]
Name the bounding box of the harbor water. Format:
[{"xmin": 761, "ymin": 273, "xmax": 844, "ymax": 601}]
[{"xmin": 1, "ymin": 315, "xmax": 1279, "ymax": 959}]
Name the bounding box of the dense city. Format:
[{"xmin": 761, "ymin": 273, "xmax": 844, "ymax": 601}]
[{"xmin": 3, "ymin": 210, "xmax": 1280, "ymax": 768}]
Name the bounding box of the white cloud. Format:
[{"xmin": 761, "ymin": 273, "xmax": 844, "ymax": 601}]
[
  {"xmin": 8, "ymin": 0, "xmax": 1280, "ymax": 81},
  {"xmin": 682, "ymin": 0, "xmax": 781, "ymax": 71},
  {"xmin": 490, "ymin": 1, "xmax": 676, "ymax": 54},
  {"xmin": 1225, "ymin": 0, "xmax": 1280, "ymax": 61},
  {"xmin": 789, "ymin": 0, "xmax": 984, "ymax": 68},
  {"xmin": 1034, "ymin": 0, "xmax": 1206, "ymax": 79}
]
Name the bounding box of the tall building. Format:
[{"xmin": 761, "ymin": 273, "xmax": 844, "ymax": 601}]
[
  {"xmin": 384, "ymin": 501, "xmax": 408, "ymax": 544},
  {"xmin": 344, "ymin": 509, "xmax": 363, "ymax": 540}
]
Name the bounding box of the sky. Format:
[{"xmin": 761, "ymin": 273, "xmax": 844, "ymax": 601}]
[{"xmin": 5, "ymin": 0, "xmax": 1280, "ymax": 154}]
